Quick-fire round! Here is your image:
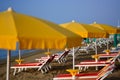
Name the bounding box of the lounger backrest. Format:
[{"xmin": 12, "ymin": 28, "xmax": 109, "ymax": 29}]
[
  {"xmin": 39, "ymin": 56, "xmax": 51, "ymax": 67},
  {"xmin": 97, "ymin": 68, "xmax": 113, "ymax": 80},
  {"xmin": 106, "ymin": 57, "xmax": 114, "ymax": 62},
  {"xmin": 97, "ymin": 62, "xmax": 114, "ymax": 77},
  {"xmin": 97, "ymin": 63, "xmax": 114, "ymax": 80},
  {"xmin": 97, "ymin": 64, "xmax": 110, "ymax": 75},
  {"xmin": 58, "ymin": 50, "xmax": 70, "ymax": 60},
  {"xmin": 42, "ymin": 55, "xmax": 55, "ymax": 67},
  {"xmin": 47, "ymin": 55, "xmax": 55, "ymax": 64},
  {"xmin": 106, "ymin": 53, "xmax": 120, "ymax": 64},
  {"xmin": 112, "ymin": 53, "xmax": 120, "ymax": 62}
]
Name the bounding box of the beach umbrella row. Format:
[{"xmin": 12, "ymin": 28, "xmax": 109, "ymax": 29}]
[
  {"xmin": 59, "ymin": 20, "xmax": 109, "ymax": 69},
  {"xmin": 0, "ymin": 8, "xmax": 82, "ymax": 80},
  {"xmin": 60, "ymin": 20, "xmax": 109, "ymax": 38}
]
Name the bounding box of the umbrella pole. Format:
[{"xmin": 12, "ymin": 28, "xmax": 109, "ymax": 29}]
[
  {"xmin": 107, "ymin": 38, "xmax": 109, "ymax": 50},
  {"xmin": 72, "ymin": 47, "xmax": 75, "ymax": 70},
  {"xmin": 6, "ymin": 50, "xmax": 11, "ymax": 80},
  {"xmin": 47, "ymin": 49, "xmax": 50, "ymax": 52},
  {"xmin": 95, "ymin": 40, "xmax": 97, "ymax": 55},
  {"xmin": 18, "ymin": 50, "xmax": 21, "ymax": 60},
  {"xmin": 95, "ymin": 40, "xmax": 98, "ymax": 70}
]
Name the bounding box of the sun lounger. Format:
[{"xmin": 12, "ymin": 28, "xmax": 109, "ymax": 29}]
[
  {"xmin": 53, "ymin": 63, "xmax": 114, "ymax": 80},
  {"xmin": 74, "ymin": 54, "xmax": 116, "ymax": 71},
  {"xmin": 36, "ymin": 49, "xmax": 70, "ymax": 64},
  {"xmin": 11, "ymin": 55, "xmax": 55, "ymax": 75},
  {"xmin": 54, "ymin": 50, "xmax": 70, "ymax": 64},
  {"xmin": 75, "ymin": 54, "xmax": 117, "ymax": 71},
  {"xmin": 75, "ymin": 70, "xmax": 112, "ymax": 80},
  {"xmin": 80, "ymin": 57, "xmax": 114, "ymax": 64},
  {"xmin": 75, "ymin": 52, "xmax": 119, "ymax": 71},
  {"xmin": 80, "ymin": 52, "xmax": 120, "ymax": 64},
  {"xmin": 99, "ymin": 52, "xmax": 120, "ymax": 59},
  {"xmin": 75, "ymin": 62, "xmax": 109, "ymax": 71}
]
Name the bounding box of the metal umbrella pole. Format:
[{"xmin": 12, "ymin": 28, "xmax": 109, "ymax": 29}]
[{"xmin": 6, "ymin": 50, "xmax": 11, "ymax": 80}]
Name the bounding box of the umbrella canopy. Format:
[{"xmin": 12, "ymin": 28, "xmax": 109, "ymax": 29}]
[
  {"xmin": 91, "ymin": 22, "xmax": 120, "ymax": 34},
  {"xmin": 91, "ymin": 22, "xmax": 120, "ymax": 48},
  {"xmin": 60, "ymin": 20, "xmax": 108, "ymax": 38},
  {"xmin": 0, "ymin": 8, "xmax": 82, "ymax": 50},
  {"xmin": 0, "ymin": 8, "xmax": 82, "ymax": 80}
]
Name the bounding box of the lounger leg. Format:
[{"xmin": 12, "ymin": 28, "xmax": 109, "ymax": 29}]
[
  {"xmin": 21, "ymin": 68, "xmax": 24, "ymax": 71},
  {"xmin": 95, "ymin": 66, "xmax": 98, "ymax": 70},
  {"xmin": 58, "ymin": 60, "xmax": 61, "ymax": 64},
  {"xmin": 84, "ymin": 66, "xmax": 87, "ymax": 71},
  {"xmin": 117, "ymin": 58, "xmax": 120, "ymax": 63},
  {"xmin": 79, "ymin": 66, "xmax": 83, "ymax": 71},
  {"xmin": 46, "ymin": 66, "xmax": 49, "ymax": 71},
  {"xmin": 41, "ymin": 69, "xmax": 44, "ymax": 73},
  {"xmin": 48, "ymin": 65, "xmax": 51, "ymax": 69},
  {"xmin": 86, "ymin": 66, "xmax": 89, "ymax": 69},
  {"xmin": 80, "ymin": 67, "xmax": 83, "ymax": 71},
  {"xmin": 60, "ymin": 60, "xmax": 62, "ymax": 63},
  {"xmin": 25, "ymin": 68, "xmax": 27, "ymax": 71},
  {"xmin": 18, "ymin": 68, "xmax": 21, "ymax": 72},
  {"xmin": 38, "ymin": 67, "xmax": 41, "ymax": 71},
  {"xmin": 45, "ymin": 67, "xmax": 48, "ymax": 72},
  {"xmin": 61, "ymin": 59, "xmax": 63, "ymax": 63},
  {"xmin": 64, "ymin": 58, "xmax": 67, "ymax": 63},
  {"xmin": 13, "ymin": 68, "xmax": 17, "ymax": 75},
  {"xmin": 63, "ymin": 59, "xmax": 65, "ymax": 63},
  {"xmin": 62, "ymin": 58, "xmax": 65, "ymax": 63}
]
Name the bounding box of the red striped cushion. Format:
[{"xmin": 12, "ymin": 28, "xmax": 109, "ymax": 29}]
[{"xmin": 15, "ymin": 62, "xmax": 42, "ymax": 66}]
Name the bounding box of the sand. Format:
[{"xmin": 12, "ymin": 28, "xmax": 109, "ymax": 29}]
[{"xmin": 0, "ymin": 45, "xmax": 120, "ymax": 80}]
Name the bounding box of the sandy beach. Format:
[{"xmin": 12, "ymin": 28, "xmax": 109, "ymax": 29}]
[{"xmin": 0, "ymin": 45, "xmax": 120, "ymax": 80}]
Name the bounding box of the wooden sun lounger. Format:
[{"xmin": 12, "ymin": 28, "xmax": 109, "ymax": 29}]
[
  {"xmin": 80, "ymin": 52, "xmax": 120, "ymax": 64},
  {"xmin": 99, "ymin": 53, "xmax": 119, "ymax": 58},
  {"xmin": 75, "ymin": 53, "xmax": 119, "ymax": 71},
  {"xmin": 75, "ymin": 55, "xmax": 116, "ymax": 71},
  {"xmin": 53, "ymin": 64, "xmax": 114, "ymax": 80},
  {"xmin": 11, "ymin": 55, "xmax": 55, "ymax": 75},
  {"xmin": 80, "ymin": 57, "xmax": 114, "ymax": 64},
  {"xmin": 36, "ymin": 49, "xmax": 70, "ymax": 64},
  {"xmin": 75, "ymin": 62, "xmax": 109, "ymax": 71},
  {"xmin": 99, "ymin": 53, "xmax": 120, "ymax": 63}
]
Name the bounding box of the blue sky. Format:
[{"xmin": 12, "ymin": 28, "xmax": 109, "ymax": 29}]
[{"xmin": 0, "ymin": 0, "xmax": 120, "ymax": 26}]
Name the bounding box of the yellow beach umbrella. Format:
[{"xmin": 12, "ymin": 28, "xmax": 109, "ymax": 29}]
[
  {"xmin": 91, "ymin": 22, "xmax": 120, "ymax": 34},
  {"xmin": 0, "ymin": 8, "xmax": 82, "ymax": 80},
  {"xmin": 91, "ymin": 22, "xmax": 120, "ymax": 49},
  {"xmin": 60, "ymin": 20, "xmax": 108, "ymax": 38},
  {"xmin": 0, "ymin": 9, "xmax": 82, "ymax": 50}
]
